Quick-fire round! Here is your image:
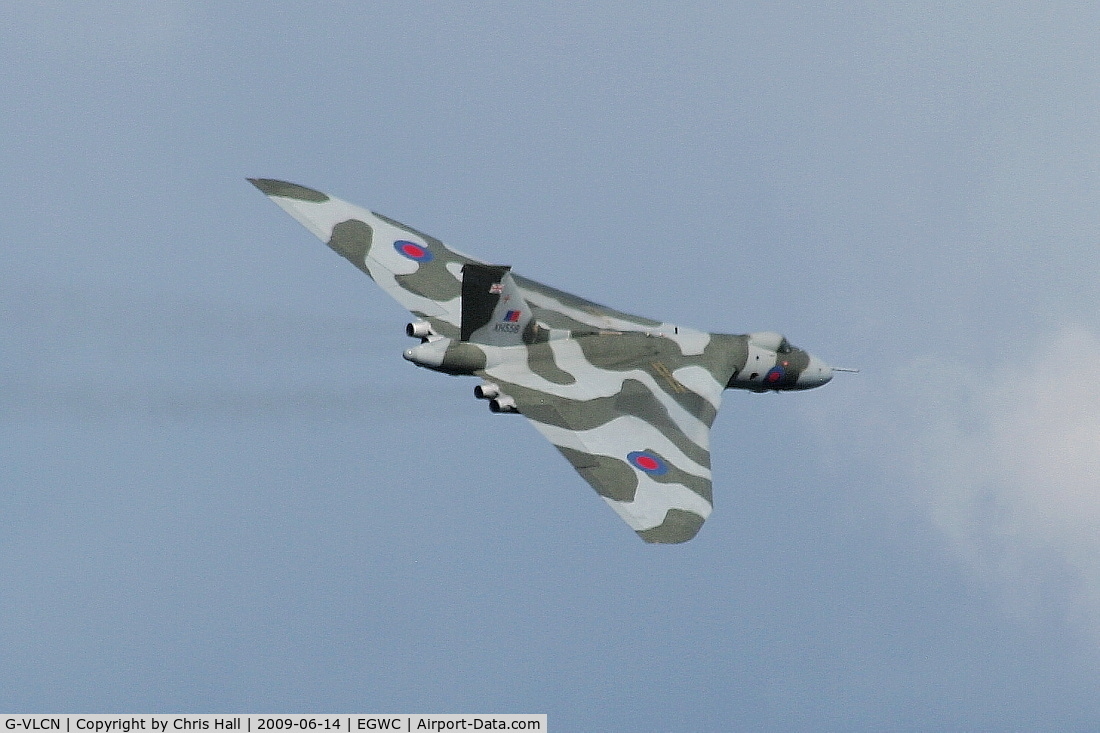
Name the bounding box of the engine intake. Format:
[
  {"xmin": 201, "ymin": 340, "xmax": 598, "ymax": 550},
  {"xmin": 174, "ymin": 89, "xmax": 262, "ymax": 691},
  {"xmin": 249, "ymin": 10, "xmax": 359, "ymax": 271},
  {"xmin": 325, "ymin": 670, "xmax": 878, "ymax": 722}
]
[{"xmin": 749, "ymin": 331, "xmax": 791, "ymax": 353}]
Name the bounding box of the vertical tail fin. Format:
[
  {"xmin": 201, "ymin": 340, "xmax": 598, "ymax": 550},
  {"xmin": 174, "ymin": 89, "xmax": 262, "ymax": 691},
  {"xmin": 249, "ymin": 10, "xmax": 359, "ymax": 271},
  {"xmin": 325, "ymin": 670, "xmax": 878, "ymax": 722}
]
[{"xmin": 460, "ymin": 263, "xmax": 538, "ymax": 346}]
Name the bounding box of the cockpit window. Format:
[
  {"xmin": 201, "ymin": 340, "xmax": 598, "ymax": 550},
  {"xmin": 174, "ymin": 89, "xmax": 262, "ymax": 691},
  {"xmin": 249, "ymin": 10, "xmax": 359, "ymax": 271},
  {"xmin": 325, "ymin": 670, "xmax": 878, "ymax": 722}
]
[{"xmin": 778, "ymin": 338, "xmax": 792, "ymax": 354}]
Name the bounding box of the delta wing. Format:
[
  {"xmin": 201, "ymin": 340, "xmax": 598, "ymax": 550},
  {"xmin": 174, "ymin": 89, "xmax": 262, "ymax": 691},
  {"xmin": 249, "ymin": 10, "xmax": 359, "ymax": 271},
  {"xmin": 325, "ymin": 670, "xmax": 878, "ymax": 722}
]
[
  {"xmin": 480, "ymin": 331, "xmax": 744, "ymax": 542},
  {"xmin": 250, "ymin": 178, "xmax": 696, "ymax": 341}
]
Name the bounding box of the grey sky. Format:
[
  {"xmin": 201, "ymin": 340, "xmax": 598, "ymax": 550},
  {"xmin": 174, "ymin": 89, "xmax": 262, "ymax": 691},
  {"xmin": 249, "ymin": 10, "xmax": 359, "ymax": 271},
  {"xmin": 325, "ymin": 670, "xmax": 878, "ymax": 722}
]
[{"xmin": 4, "ymin": 2, "xmax": 1100, "ymax": 728}]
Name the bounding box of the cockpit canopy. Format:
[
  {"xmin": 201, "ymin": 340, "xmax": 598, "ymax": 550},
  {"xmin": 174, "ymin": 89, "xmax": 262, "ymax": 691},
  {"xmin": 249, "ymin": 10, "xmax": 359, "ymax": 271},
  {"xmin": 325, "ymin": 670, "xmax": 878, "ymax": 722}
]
[{"xmin": 748, "ymin": 331, "xmax": 792, "ymax": 354}]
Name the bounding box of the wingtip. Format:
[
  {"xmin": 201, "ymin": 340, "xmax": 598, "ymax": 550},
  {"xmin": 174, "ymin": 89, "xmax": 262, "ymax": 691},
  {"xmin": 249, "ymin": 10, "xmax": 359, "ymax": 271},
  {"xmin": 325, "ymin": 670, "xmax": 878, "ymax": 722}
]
[
  {"xmin": 636, "ymin": 509, "xmax": 706, "ymax": 544},
  {"xmin": 247, "ymin": 178, "xmax": 330, "ymax": 203}
]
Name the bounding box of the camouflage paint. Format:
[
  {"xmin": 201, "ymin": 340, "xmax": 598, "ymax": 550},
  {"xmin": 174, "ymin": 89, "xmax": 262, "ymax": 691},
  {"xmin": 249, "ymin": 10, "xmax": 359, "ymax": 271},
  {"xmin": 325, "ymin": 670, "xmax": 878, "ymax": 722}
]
[{"xmin": 249, "ymin": 179, "xmax": 835, "ymax": 543}]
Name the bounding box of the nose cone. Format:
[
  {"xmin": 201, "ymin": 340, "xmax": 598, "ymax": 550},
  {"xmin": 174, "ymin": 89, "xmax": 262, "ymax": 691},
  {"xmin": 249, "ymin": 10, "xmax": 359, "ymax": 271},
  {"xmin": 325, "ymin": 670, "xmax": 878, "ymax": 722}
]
[{"xmin": 796, "ymin": 354, "xmax": 833, "ymax": 390}]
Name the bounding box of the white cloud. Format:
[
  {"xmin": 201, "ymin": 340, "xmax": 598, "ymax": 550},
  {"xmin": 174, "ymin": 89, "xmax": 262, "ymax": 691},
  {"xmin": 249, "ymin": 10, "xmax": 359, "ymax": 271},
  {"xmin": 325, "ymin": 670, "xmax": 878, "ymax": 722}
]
[{"xmin": 896, "ymin": 327, "xmax": 1100, "ymax": 639}]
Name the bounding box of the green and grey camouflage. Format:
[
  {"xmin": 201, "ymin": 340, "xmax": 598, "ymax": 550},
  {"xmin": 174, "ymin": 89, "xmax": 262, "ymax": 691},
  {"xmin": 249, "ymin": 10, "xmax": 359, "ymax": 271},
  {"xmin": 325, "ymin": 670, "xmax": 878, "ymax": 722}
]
[{"xmin": 249, "ymin": 179, "xmax": 838, "ymax": 543}]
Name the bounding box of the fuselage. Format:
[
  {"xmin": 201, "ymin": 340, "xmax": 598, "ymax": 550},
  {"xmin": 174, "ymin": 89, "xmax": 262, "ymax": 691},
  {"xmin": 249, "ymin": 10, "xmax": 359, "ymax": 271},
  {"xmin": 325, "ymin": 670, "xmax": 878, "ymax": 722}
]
[{"xmin": 403, "ymin": 328, "xmax": 833, "ymax": 393}]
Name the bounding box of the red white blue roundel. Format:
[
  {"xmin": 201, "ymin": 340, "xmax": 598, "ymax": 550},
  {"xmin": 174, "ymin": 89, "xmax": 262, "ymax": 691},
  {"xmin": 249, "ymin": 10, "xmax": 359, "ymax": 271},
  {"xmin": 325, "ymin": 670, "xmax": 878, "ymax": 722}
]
[
  {"xmin": 764, "ymin": 365, "xmax": 786, "ymax": 384},
  {"xmin": 628, "ymin": 450, "xmax": 669, "ymax": 476},
  {"xmin": 394, "ymin": 240, "xmax": 434, "ymax": 262}
]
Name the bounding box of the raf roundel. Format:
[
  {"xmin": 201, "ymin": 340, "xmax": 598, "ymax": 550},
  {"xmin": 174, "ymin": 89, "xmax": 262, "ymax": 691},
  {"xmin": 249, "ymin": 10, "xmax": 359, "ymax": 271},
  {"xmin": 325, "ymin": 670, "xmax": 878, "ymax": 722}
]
[
  {"xmin": 764, "ymin": 365, "xmax": 786, "ymax": 385},
  {"xmin": 627, "ymin": 450, "xmax": 669, "ymax": 476},
  {"xmin": 394, "ymin": 239, "xmax": 434, "ymax": 262}
]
